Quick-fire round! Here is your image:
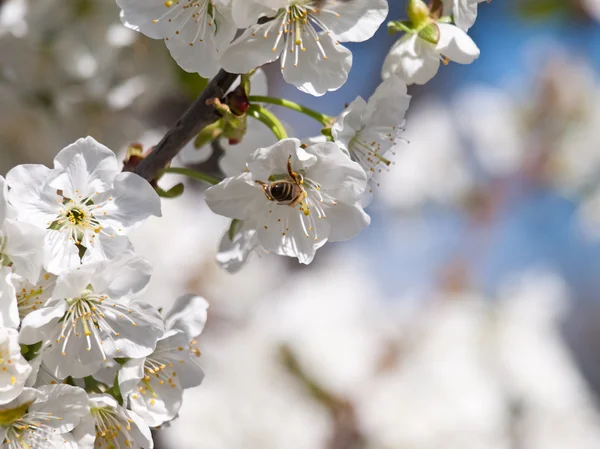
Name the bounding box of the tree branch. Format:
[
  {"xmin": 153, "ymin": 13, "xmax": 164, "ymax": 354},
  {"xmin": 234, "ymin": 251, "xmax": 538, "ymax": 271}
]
[{"xmin": 127, "ymin": 69, "xmax": 239, "ymax": 182}]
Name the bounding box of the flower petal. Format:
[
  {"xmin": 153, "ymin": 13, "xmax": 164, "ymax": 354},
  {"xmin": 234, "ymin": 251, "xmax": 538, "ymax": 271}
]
[
  {"xmin": 320, "ymin": 0, "xmax": 388, "ymax": 43},
  {"xmin": 281, "ymin": 31, "xmax": 352, "ymax": 96},
  {"xmin": 436, "ymin": 23, "xmax": 480, "ymax": 64},
  {"xmin": 382, "ymin": 33, "xmax": 441, "ymax": 85},
  {"xmin": 164, "ymin": 294, "xmax": 209, "ymax": 339},
  {"xmin": 204, "ymin": 173, "xmax": 267, "ymax": 221},
  {"xmin": 51, "ymin": 136, "xmax": 119, "ymax": 199},
  {"xmin": 220, "ymin": 20, "xmax": 285, "ymax": 74}
]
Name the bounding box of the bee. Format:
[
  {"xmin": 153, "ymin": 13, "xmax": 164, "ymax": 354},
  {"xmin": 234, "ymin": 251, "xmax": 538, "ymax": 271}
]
[{"xmin": 256, "ymin": 156, "xmax": 306, "ymax": 208}]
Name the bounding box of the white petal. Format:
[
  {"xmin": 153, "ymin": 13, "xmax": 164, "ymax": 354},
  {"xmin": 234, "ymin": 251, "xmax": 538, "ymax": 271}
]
[
  {"xmin": 204, "ymin": 173, "xmax": 266, "ymax": 221},
  {"xmin": 96, "ymin": 172, "xmax": 162, "ymax": 234},
  {"xmin": 118, "ymin": 357, "xmax": 145, "ymax": 397},
  {"xmin": 304, "ymin": 142, "xmax": 368, "ymax": 202},
  {"xmin": 164, "ymin": 4, "xmax": 237, "ymax": 77},
  {"xmin": 82, "ymin": 233, "xmax": 134, "ymax": 266},
  {"xmin": 2, "ymin": 219, "xmax": 44, "ymax": 283},
  {"xmin": 331, "ymin": 96, "xmax": 368, "ymax": 153},
  {"xmin": 0, "ymin": 328, "xmax": 31, "ymax": 405},
  {"xmin": 90, "ymin": 252, "xmax": 153, "ymax": 299},
  {"xmin": 117, "ymin": 0, "xmax": 179, "ymax": 39},
  {"xmin": 256, "ymin": 205, "xmax": 328, "ymax": 264},
  {"xmin": 437, "ymin": 23, "xmax": 480, "ymax": 64},
  {"xmin": 320, "ymin": 0, "xmax": 388, "ymax": 42},
  {"xmin": 0, "ymin": 176, "xmax": 8, "ymax": 222},
  {"xmin": 19, "ymin": 299, "xmax": 67, "ymax": 345},
  {"xmin": 364, "ymin": 75, "xmax": 411, "ymax": 126},
  {"xmin": 164, "ymin": 294, "xmax": 209, "ymax": 339},
  {"xmin": 324, "ymin": 201, "xmax": 370, "ymax": 241},
  {"xmin": 382, "ymin": 33, "xmax": 441, "ymax": 85},
  {"xmin": 216, "ymin": 225, "xmax": 261, "ymax": 273},
  {"xmin": 0, "ymin": 267, "xmax": 19, "ymax": 328},
  {"xmin": 43, "ymin": 230, "xmax": 81, "ymax": 275},
  {"xmin": 52, "ymin": 264, "xmax": 97, "ymax": 300},
  {"xmin": 247, "ymin": 138, "xmax": 316, "ymax": 182},
  {"xmin": 281, "ymin": 31, "xmax": 352, "ymax": 96},
  {"xmin": 6, "ymin": 164, "xmax": 59, "ymax": 227},
  {"xmin": 453, "ymin": 0, "xmax": 482, "ymax": 30},
  {"xmin": 30, "ymin": 384, "xmax": 89, "ymax": 433},
  {"xmin": 220, "ymin": 20, "xmax": 285, "ymax": 74},
  {"xmin": 51, "ymin": 136, "xmax": 119, "ymax": 199},
  {"xmin": 230, "ymin": 0, "xmax": 276, "ymax": 28},
  {"xmin": 100, "ymin": 300, "xmax": 164, "ymax": 359}
]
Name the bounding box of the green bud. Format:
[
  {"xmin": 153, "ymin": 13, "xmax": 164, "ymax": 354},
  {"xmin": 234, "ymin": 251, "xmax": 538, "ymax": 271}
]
[
  {"xmin": 407, "ymin": 0, "xmax": 431, "ymax": 27},
  {"xmin": 418, "ymin": 23, "xmax": 441, "ymax": 44}
]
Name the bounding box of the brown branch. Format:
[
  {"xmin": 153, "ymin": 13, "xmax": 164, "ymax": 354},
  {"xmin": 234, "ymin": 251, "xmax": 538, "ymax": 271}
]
[{"xmin": 126, "ymin": 69, "xmax": 239, "ymax": 182}]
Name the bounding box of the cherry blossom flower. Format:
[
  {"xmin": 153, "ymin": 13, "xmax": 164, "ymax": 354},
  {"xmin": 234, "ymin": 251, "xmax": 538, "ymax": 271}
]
[
  {"xmin": 6, "ymin": 136, "xmax": 161, "ymax": 275},
  {"xmin": 331, "ymin": 75, "xmax": 410, "ymax": 200},
  {"xmin": 19, "ymin": 252, "xmax": 164, "ymax": 378},
  {"xmin": 0, "ymin": 328, "xmax": 31, "ymax": 405},
  {"xmin": 117, "ymin": 0, "xmax": 237, "ymax": 78},
  {"xmin": 221, "ymin": 0, "xmax": 389, "ymax": 96},
  {"xmin": 382, "ymin": 23, "xmax": 479, "ymax": 85},
  {"xmin": 0, "ymin": 384, "xmax": 88, "ymax": 448},
  {"xmin": 75, "ymin": 394, "xmax": 153, "ymax": 449},
  {"xmin": 118, "ymin": 295, "xmax": 207, "ymax": 427},
  {"xmin": 205, "ymin": 138, "xmax": 369, "ymax": 264}
]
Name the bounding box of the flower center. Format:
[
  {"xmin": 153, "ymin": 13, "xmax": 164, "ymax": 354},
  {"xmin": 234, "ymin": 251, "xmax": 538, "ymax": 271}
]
[
  {"xmin": 349, "ymin": 132, "xmax": 393, "ymax": 174},
  {"xmin": 1, "ymin": 406, "xmax": 63, "ymax": 448},
  {"xmin": 58, "ymin": 290, "xmax": 136, "ymax": 361},
  {"xmin": 91, "ymin": 406, "xmax": 136, "ymax": 448},
  {"xmin": 266, "ymin": 1, "xmax": 339, "ymax": 69}
]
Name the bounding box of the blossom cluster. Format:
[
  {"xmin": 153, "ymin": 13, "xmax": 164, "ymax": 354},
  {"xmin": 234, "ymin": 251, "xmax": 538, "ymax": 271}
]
[
  {"xmin": 118, "ymin": 0, "xmax": 482, "ymax": 270},
  {"xmin": 0, "ymin": 137, "xmax": 209, "ymax": 449}
]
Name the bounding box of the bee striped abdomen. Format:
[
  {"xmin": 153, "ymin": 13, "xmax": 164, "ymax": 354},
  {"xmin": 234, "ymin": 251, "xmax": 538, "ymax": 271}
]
[{"xmin": 269, "ymin": 181, "xmax": 295, "ymax": 202}]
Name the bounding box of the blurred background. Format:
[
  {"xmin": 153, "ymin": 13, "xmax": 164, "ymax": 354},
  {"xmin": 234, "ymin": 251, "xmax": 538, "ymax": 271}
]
[{"xmin": 3, "ymin": 0, "xmax": 600, "ymax": 448}]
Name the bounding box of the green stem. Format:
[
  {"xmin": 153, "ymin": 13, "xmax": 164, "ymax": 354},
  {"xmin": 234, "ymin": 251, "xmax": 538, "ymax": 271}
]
[
  {"xmin": 247, "ymin": 104, "xmax": 289, "ymax": 140},
  {"xmin": 248, "ymin": 96, "xmax": 332, "ymax": 126},
  {"xmin": 164, "ymin": 167, "xmax": 222, "ymax": 185}
]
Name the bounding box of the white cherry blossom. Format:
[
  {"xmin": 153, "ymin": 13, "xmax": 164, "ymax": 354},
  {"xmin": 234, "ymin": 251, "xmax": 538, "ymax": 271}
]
[
  {"xmin": 0, "ymin": 328, "xmax": 31, "ymax": 405},
  {"xmin": 118, "ymin": 295, "xmax": 207, "ymax": 427},
  {"xmin": 331, "ymin": 75, "xmax": 410, "ymax": 197},
  {"xmin": 6, "ymin": 136, "xmax": 162, "ymax": 275},
  {"xmin": 19, "ymin": 252, "xmax": 164, "ymax": 379},
  {"xmin": 382, "ymin": 23, "xmax": 479, "ymax": 85},
  {"xmin": 221, "ymin": 0, "xmax": 389, "ymax": 96},
  {"xmin": 0, "ymin": 384, "xmax": 88, "ymax": 449},
  {"xmin": 117, "ymin": 0, "xmax": 237, "ymax": 78},
  {"xmin": 205, "ymin": 138, "xmax": 369, "ymax": 264},
  {"xmin": 76, "ymin": 394, "xmax": 153, "ymax": 449},
  {"xmin": 443, "ymin": 0, "xmax": 487, "ymax": 30}
]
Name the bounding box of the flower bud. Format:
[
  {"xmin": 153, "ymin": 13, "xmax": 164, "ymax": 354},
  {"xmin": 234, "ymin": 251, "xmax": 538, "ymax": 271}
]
[{"xmin": 407, "ymin": 0, "xmax": 431, "ymax": 27}]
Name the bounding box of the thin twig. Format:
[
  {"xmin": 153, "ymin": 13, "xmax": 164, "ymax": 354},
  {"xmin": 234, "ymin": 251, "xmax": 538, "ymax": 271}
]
[{"xmin": 127, "ymin": 69, "xmax": 239, "ymax": 182}]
